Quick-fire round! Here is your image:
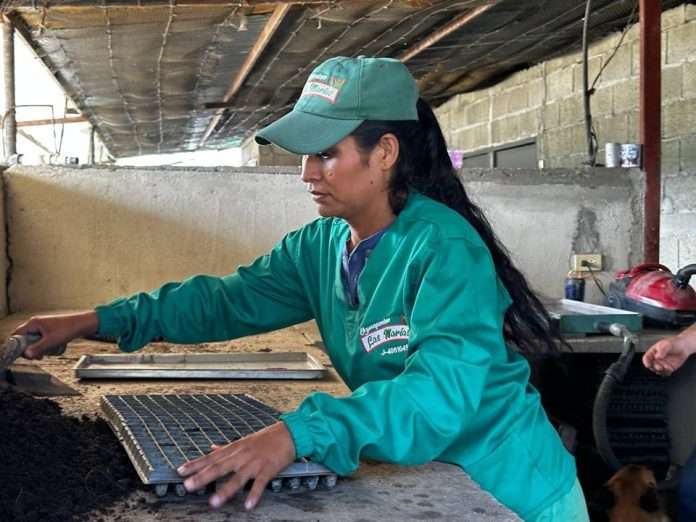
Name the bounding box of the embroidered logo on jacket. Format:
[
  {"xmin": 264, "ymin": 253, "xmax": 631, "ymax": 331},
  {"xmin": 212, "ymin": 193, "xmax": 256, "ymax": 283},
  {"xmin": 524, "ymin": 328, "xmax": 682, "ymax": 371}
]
[{"xmin": 360, "ymin": 323, "xmax": 409, "ymax": 353}]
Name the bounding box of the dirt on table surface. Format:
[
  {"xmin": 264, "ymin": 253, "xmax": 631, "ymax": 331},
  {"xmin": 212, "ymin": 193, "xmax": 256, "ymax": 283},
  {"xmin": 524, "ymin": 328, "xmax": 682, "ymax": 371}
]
[
  {"xmin": 0, "ymin": 314, "xmax": 349, "ymax": 522},
  {"xmin": 0, "ymin": 387, "xmax": 148, "ymax": 522}
]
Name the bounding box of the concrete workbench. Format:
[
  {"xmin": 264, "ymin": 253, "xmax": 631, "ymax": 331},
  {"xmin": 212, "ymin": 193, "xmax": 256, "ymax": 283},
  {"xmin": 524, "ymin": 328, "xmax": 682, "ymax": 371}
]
[
  {"xmin": 0, "ymin": 313, "xmax": 520, "ymax": 521},
  {"xmin": 564, "ymin": 328, "xmax": 680, "ymax": 354}
]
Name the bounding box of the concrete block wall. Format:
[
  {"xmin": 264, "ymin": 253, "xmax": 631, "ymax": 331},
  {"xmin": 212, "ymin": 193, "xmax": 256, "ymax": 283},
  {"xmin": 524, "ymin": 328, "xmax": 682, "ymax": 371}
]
[
  {"xmin": 3, "ymin": 165, "xmax": 642, "ymax": 312},
  {"xmin": 436, "ymin": 4, "xmax": 696, "ymax": 273}
]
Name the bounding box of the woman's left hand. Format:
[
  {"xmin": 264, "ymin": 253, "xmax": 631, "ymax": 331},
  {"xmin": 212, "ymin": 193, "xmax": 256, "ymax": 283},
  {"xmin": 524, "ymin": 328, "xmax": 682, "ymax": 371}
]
[{"xmin": 177, "ymin": 421, "xmax": 296, "ymax": 510}]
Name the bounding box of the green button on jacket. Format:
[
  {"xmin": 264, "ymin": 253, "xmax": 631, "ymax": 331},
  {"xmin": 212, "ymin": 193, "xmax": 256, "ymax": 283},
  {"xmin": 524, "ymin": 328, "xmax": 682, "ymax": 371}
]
[{"xmin": 96, "ymin": 192, "xmax": 577, "ymax": 520}]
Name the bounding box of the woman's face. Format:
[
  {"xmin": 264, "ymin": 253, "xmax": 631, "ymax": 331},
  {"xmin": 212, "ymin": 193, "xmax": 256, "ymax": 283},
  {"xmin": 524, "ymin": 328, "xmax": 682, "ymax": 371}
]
[{"xmin": 301, "ymin": 135, "xmax": 392, "ymax": 221}]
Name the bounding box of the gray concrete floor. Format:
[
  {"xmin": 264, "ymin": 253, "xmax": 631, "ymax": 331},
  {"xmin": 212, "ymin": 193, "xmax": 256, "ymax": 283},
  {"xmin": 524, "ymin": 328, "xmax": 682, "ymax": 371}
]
[{"xmin": 1, "ymin": 313, "xmax": 520, "ymax": 521}]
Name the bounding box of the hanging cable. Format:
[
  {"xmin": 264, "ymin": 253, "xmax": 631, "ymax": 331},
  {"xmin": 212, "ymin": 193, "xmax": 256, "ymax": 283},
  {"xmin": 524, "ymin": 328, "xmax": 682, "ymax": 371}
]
[
  {"xmin": 591, "ymin": 1, "xmax": 639, "ymax": 92},
  {"xmin": 582, "ymin": 0, "xmax": 596, "ymax": 165},
  {"xmin": 582, "ymin": 0, "xmax": 639, "ymax": 166},
  {"xmin": 584, "ymin": 261, "xmax": 607, "ymax": 298}
]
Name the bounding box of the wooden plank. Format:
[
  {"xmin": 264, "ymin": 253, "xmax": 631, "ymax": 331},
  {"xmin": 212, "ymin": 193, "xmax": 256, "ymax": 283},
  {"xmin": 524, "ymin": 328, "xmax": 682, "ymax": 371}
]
[
  {"xmin": 17, "ymin": 116, "xmax": 87, "ymax": 127},
  {"xmin": 399, "ymin": 3, "xmax": 495, "ymax": 63},
  {"xmin": 199, "ymin": 3, "xmax": 290, "ymax": 146}
]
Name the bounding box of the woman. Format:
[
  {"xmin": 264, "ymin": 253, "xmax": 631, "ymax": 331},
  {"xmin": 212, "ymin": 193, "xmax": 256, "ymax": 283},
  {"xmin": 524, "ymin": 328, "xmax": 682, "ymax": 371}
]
[{"xmin": 16, "ymin": 56, "xmax": 588, "ymax": 520}]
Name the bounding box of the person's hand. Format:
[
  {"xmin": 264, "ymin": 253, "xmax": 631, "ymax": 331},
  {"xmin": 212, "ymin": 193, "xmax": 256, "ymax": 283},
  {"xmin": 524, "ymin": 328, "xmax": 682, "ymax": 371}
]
[
  {"xmin": 177, "ymin": 421, "xmax": 296, "ymax": 511},
  {"xmin": 12, "ymin": 311, "xmax": 99, "ymax": 359},
  {"xmin": 642, "ymin": 336, "xmax": 692, "ymax": 376}
]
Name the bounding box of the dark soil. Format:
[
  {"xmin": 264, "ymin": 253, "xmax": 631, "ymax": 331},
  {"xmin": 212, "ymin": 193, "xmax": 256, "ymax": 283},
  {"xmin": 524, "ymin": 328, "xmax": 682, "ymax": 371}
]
[{"xmin": 0, "ymin": 388, "xmax": 140, "ymax": 521}]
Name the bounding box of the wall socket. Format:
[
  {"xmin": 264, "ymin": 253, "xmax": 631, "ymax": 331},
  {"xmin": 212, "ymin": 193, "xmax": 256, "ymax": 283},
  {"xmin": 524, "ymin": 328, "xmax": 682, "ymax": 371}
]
[{"xmin": 572, "ymin": 254, "xmax": 603, "ymax": 272}]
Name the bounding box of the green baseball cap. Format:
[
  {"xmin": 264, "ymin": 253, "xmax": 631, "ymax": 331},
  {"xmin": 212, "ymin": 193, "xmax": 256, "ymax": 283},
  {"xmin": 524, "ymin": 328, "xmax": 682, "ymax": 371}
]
[{"xmin": 255, "ymin": 56, "xmax": 419, "ymax": 155}]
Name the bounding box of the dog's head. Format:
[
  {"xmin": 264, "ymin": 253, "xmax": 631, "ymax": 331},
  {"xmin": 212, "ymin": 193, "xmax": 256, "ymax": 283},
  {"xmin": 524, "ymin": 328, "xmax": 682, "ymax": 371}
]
[
  {"xmin": 606, "ymin": 465, "xmax": 661, "ymax": 512},
  {"xmin": 608, "ymin": 465, "xmax": 657, "ymax": 497},
  {"xmin": 588, "ymin": 465, "xmax": 663, "ymax": 520}
]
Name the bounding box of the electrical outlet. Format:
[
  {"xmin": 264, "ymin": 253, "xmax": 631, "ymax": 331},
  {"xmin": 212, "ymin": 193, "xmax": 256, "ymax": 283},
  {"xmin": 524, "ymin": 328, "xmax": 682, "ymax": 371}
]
[{"xmin": 572, "ymin": 254, "xmax": 603, "ymax": 272}]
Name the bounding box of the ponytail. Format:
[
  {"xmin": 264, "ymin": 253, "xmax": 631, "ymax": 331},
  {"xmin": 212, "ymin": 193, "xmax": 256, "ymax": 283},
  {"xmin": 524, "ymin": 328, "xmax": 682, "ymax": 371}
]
[{"xmin": 351, "ymin": 98, "xmax": 563, "ymax": 356}]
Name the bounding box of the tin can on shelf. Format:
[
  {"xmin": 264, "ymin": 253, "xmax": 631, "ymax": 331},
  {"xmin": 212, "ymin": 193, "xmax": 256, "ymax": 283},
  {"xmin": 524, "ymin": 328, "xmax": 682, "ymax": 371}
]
[
  {"xmin": 620, "ymin": 143, "xmax": 642, "ymax": 168},
  {"xmin": 605, "ymin": 143, "xmax": 621, "ymax": 167}
]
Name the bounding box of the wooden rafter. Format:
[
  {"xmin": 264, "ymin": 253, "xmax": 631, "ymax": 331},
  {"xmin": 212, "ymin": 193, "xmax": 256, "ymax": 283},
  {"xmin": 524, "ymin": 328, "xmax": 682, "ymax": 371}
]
[
  {"xmin": 17, "ymin": 116, "xmax": 87, "ymax": 127},
  {"xmin": 199, "ymin": 2, "xmax": 290, "ymax": 146},
  {"xmin": 399, "ymin": 3, "xmax": 495, "ymax": 63}
]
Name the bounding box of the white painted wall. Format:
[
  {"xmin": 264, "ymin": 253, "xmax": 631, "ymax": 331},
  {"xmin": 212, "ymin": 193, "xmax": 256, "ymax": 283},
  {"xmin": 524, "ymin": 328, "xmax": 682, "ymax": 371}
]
[
  {"xmin": 460, "ymin": 168, "xmax": 644, "ymax": 304},
  {"xmin": 4, "ymin": 165, "xmax": 313, "ymax": 311},
  {"xmin": 4, "ymin": 165, "xmax": 643, "ymax": 312}
]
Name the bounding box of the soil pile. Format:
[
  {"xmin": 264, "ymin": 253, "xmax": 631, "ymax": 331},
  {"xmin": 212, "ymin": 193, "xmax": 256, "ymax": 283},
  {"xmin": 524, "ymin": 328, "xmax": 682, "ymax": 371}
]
[{"xmin": 0, "ymin": 388, "xmax": 139, "ymax": 521}]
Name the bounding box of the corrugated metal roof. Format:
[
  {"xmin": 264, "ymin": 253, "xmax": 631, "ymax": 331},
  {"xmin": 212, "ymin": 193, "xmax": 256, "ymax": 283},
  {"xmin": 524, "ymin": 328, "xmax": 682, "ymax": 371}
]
[{"xmin": 4, "ymin": 0, "xmax": 685, "ymax": 157}]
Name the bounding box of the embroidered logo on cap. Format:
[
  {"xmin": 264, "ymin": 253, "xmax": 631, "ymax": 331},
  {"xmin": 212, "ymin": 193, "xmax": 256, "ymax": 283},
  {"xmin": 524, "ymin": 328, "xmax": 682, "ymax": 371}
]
[{"xmin": 300, "ymin": 76, "xmax": 346, "ymax": 104}]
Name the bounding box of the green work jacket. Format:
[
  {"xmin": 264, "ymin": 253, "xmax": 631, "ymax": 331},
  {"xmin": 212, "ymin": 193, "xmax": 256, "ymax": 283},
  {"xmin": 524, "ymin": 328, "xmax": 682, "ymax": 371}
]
[{"xmin": 96, "ymin": 192, "xmax": 576, "ymax": 520}]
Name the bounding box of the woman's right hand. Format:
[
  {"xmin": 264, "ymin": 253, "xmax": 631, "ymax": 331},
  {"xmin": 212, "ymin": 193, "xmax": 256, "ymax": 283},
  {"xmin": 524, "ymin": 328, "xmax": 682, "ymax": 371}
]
[{"xmin": 12, "ymin": 311, "xmax": 99, "ymax": 359}]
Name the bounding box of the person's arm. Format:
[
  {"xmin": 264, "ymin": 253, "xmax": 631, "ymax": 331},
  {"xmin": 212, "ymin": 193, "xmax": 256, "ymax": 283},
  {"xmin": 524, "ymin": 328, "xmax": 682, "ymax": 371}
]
[
  {"xmin": 100, "ymin": 232, "xmax": 314, "ymax": 351},
  {"xmin": 643, "ymin": 322, "xmax": 696, "ymax": 376},
  {"xmin": 280, "ymin": 238, "xmax": 503, "ymax": 475},
  {"xmin": 16, "ymin": 231, "xmax": 314, "ymax": 354},
  {"xmin": 13, "ymin": 310, "xmax": 99, "ymax": 359}
]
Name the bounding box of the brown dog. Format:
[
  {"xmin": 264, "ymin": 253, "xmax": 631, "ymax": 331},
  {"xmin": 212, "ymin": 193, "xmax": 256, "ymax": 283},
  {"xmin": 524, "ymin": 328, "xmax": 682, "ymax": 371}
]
[{"xmin": 606, "ymin": 465, "xmax": 670, "ymax": 522}]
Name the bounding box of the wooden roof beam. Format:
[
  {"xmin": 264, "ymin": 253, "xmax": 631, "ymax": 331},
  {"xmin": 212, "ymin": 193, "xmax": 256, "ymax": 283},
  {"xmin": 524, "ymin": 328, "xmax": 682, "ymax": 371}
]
[
  {"xmin": 9, "ymin": 0, "xmax": 332, "ymax": 8},
  {"xmin": 199, "ymin": 2, "xmax": 290, "ymax": 146},
  {"xmin": 399, "ymin": 3, "xmax": 495, "ymax": 63},
  {"xmin": 17, "ymin": 115, "xmax": 87, "ymax": 127}
]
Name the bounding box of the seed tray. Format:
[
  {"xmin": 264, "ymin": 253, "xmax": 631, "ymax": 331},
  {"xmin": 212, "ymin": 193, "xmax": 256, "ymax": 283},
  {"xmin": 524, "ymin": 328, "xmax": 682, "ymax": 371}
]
[
  {"xmin": 77, "ymin": 352, "xmax": 326, "ymax": 380},
  {"xmin": 101, "ymin": 394, "xmax": 336, "ymax": 496}
]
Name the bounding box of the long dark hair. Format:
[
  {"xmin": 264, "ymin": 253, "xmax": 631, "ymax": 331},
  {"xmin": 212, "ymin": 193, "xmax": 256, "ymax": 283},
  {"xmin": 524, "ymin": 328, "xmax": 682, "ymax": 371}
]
[{"xmin": 351, "ymin": 98, "xmax": 562, "ymax": 356}]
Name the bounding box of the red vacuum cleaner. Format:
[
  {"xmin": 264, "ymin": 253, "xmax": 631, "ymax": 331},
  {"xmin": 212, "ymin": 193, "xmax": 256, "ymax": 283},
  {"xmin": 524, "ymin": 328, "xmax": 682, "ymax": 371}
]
[{"xmin": 607, "ymin": 263, "xmax": 696, "ymax": 327}]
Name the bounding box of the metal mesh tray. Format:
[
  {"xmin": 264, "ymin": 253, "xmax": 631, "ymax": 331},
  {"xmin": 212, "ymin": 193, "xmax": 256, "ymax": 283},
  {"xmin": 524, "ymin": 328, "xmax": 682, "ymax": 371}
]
[
  {"xmin": 76, "ymin": 352, "xmax": 326, "ymax": 380},
  {"xmin": 101, "ymin": 394, "xmax": 336, "ymax": 496}
]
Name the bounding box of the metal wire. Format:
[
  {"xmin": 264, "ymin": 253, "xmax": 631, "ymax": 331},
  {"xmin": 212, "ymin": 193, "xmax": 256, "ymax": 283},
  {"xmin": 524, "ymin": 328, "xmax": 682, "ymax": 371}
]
[
  {"xmin": 188, "ymin": 6, "xmax": 239, "ymax": 141},
  {"xmin": 1, "ymin": 103, "xmax": 58, "ymax": 158},
  {"xmin": 590, "ymin": 0, "xmax": 638, "ymax": 91},
  {"xmin": 582, "ymin": 0, "xmax": 596, "ymax": 165},
  {"xmin": 586, "ymin": 263, "xmax": 607, "ymax": 297},
  {"xmin": 371, "ymin": 0, "xmax": 477, "ymax": 57},
  {"xmin": 155, "ymin": 0, "xmax": 176, "ymax": 153},
  {"xmin": 102, "ymin": 0, "xmax": 144, "ymax": 156},
  {"xmin": 220, "ymin": 0, "xmax": 396, "ymax": 139}
]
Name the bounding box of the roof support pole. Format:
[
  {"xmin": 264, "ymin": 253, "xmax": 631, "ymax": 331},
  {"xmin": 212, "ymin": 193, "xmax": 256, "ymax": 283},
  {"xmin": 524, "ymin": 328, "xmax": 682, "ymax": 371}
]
[
  {"xmin": 640, "ymin": 0, "xmax": 661, "ymax": 263},
  {"xmin": 88, "ymin": 125, "xmax": 96, "ymax": 164},
  {"xmin": 2, "ymin": 16, "xmax": 16, "ymax": 161}
]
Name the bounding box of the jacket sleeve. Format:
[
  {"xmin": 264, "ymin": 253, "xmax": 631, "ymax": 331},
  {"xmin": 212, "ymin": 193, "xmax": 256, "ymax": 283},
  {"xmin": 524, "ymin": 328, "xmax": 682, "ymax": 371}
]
[
  {"xmin": 95, "ymin": 233, "xmax": 314, "ymax": 352},
  {"xmin": 280, "ymin": 238, "xmax": 509, "ymax": 474}
]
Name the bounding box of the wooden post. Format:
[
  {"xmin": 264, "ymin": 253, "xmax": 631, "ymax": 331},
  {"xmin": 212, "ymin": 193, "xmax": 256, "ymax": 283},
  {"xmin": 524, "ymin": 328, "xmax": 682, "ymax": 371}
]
[
  {"xmin": 2, "ymin": 17, "xmax": 16, "ymax": 160},
  {"xmin": 640, "ymin": 0, "xmax": 661, "ymax": 263}
]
